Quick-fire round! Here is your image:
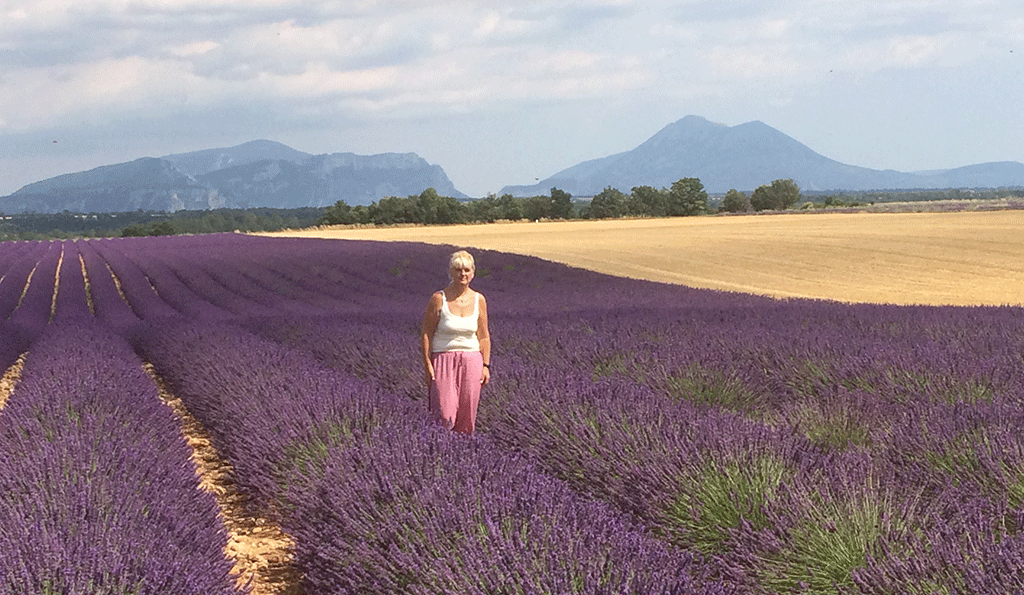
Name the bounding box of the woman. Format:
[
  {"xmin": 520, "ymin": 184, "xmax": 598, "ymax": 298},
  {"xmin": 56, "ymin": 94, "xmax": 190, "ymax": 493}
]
[{"xmin": 421, "ymin": 250, "xmax": 491, "ymax": 434}]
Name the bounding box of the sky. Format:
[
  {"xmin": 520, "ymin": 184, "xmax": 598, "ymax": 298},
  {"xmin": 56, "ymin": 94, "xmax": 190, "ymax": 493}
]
[{"xmin": 1, "ymin": 0, "xmax": 1022, "ymax": 198}]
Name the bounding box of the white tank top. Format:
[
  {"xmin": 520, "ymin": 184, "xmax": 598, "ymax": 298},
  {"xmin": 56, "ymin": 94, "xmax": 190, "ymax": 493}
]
[{"xmin": 431, "ymin": 291, "xmax": 480, "ymax": 353}]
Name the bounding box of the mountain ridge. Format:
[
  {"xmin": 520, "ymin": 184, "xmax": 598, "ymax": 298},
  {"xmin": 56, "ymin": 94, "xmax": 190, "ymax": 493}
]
[
  {"xmin": 0, "ymin": 144, "xmax": 467, "ymax": 213},
  {"xmin": 3, "ymin": 116, "xmax": 1023, "ymax": 213},
  {"xmin": 499, "ymin": 116, "xmax": 1024, "ymax": 196}
]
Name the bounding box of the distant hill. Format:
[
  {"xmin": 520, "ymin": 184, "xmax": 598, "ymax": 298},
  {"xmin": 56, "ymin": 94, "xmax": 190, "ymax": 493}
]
[
  {"xmin": 162, "ymin": 139, "xmax": 312, "ymax": 176},
  {"xmin": 500, "ymin": 115, "xmax": 1024, "ymax": 196},
  {"xmin": 195, "ymin": 151, "xmax": 465, "ymax": 209},
  {"xmin": 0, "ymin": 142, "xmax": 467, "ymax": 214},
  {"xmin": 2, "ymin": 158, "xmax": 223, "ymax": 213}
]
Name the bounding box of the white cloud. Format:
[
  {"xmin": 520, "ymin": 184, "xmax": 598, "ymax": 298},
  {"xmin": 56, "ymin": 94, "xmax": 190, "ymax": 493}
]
[
  {"xmin": 471, "ymin": 10, "xmax": 551, "ymax": 41},
  {"xmin": 257, "ymin": 62, "xmax": 398, "ymax": 97},
  {"xmin": 0, "ymin": 56, "xmax": 227, "ymax": 129},
  {"xmin": 4, "ymin": 7, "xmax": 29, "ymax": 19},
  {"xmin": 703, "ymin": 44, "xmax": 807, "ymax": 80},
  {"xmin": 1, "ymin": 0, "xmax": 1022, "ymax": 197},
  {"xmin": 167, "ymin": 40, "xmax": 221, "ymax": 57},
  {"xmin": 1, "ymin": 0, "xmax": 659, "ymax": 128}
]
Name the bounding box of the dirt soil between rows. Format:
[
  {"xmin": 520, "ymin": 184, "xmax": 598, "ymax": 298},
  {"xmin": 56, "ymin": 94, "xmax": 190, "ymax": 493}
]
[{"xmin": 144, "ymin": 364, "xmax": 303, "ymax": 595}]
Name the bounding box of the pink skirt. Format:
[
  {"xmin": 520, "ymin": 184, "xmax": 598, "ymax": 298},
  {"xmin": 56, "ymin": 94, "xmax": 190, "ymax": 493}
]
[{"xmin": 429, "ymin": 351, "xmax": 483, "ymax": 434}]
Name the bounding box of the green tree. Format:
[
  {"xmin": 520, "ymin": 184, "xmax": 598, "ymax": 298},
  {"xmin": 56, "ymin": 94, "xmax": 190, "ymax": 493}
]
[
  {"xmin": 524, "ymin": 195, "xmax": 551, "ymax": 221},
  {"xmin": 415, "ymin": 188, "xmax": 441, "ymax": 223},
  {"xmin": 750, "ymin": 179, "xmax": 801, "ymax": 211},
  {"xmin": 667, "ymin": 177, "xmax": 708, "ymax": 216},
  {"xmin": 770, "ymin": 178, "xmax": 801, "ymax": 210},
  {"xmin": 320, "ymin": 199, "xmax": 356, "ymax": 225},
  {"xmin": 629, "ymin": 185, "xmax": 668, "ymax": 217},
  {"xmin": 749, "ymin": 186, "xmax": 771, "ymax": 211},
  {"xmin": 468, "ymin": 194, "xmax": 501, "ymax": 223},
  {"xmin": 549, "ymin": 188, "xmax": 573, "ymax": 219},
  {"xmin": 369, "ymin": 195, "xmax": 417, "ymax": 224},
  {"xmin": 497, "ymin": 193, "xmax": 523, "ymax": 221},
  {"xmin": 721, "ymin": 189, "xmax": 751, "ymax": 213},
  {"xmin": 588, "ymin": 187, "xmax": 628, "ymax": 219},
  {"xmin": 121, "ymin": 223, "xmax": 147, "ymax": 237},
  {"xmin": 350, "ymin": 205, "xmax": 370, "ymax": 224},
  {"xmin": 416, "ymin": 188, "xmax": 465, "ymax": 224}
]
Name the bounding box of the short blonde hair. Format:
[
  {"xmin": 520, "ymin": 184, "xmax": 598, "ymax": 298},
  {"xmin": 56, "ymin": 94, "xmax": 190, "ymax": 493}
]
[{"xmin": 449, "ymin": 250, "xmax": 475, "ymax": 272}]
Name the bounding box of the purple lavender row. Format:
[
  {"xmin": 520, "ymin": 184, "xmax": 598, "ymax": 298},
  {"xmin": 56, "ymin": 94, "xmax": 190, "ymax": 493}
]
[
  {"xmin": 162, "ymin": 250, "xmax": 334, "ymax": 316},
  {"xmin": 0, "ymin": 240, "xmax": 39, "ymax": 277},
  {"xmin": 101, "ymin": 234, "xmax": 339, "ymax": 320},
  {"xmin": 0, "ymin": 241, "xmax": 51, "ymax": 319},
  {"xmin": 133, "ymin": 318, "xmax": 413, "ymax": 507},
  {"xmin": 0, "ymin": 242, "xmax": 52, "ymax": 368},
  {"xmin": 93, "ymin": 233, "xmax": 743, "ymax": 322},
  {"xmin": 131, "ymin": 246, "xmax": 318, "ymax": 318},
  {"xmin": 481, "ymin": 299, "xmax": 1024, "ymax": 425},
  {"xmin": 284, "ymin": 423, "xmax": 732, "ymax": 595},
  {"xmin": 76, "ymin": 238, "xmax": 141, "ymax": 329},
  {"xmin": 68, "ymin": 234, "xmax": 1024, "ymax": 589},
  {"xmin": 112, "ymin": 239, "xmax": 236, "ymax": 320},
  {"xmin": 239, "ymin": 312, "xmax": 424, "ymax": 400},
  {"xmin": 485, "ymin": 302, "xmax": 1024, "ymax": 591},
  {"xmin": 0, "ymin": 322, "xmax": 239, "ymax": 595},
  {"xmin": 95, "ymin": 234, "xmax": 390, "ymax": 319},
  {"xmin": 7, "ymin": 240, "xmax": 62, "ymax": 342},
  {"xmin": 488, "ymin": 355, "xmax": 1024, "ymax": 593},
  {"xmin": 105, "ymin": 235, "xmax": 745, "ymax": 585},
  {"xmin": 0, "ymin": 320, "xmax": 26, "ymax": 371},
  {"xmin": 213, "ymin": 240, "xmax": 1024, "ymax": 592},
  {"xmin": 88, "ymin": 238, "xmax": 188, "ymax": 320},
  {"xmin": 121, "ymin": 234, "xmax": 408, "ymax": 314},
  {"xmin": 52, "ymin": 240, "xmax": 93, "ymax": 323},
  {"xmin": 492, "ymin": 312, "xmax": 1024, "ymax": 590},
  {"xmin": 190, "ymin": 241, "xmax": 376, "ymax": 315},
  {"xmin": 134, "ymin": 319, "xmax": 733, "ymax": 594}
]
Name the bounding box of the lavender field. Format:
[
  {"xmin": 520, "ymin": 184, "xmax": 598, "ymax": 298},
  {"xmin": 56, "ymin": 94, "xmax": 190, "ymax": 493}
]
[{"xmin": 1, "ymin": 233, "xmax": 1023, "ymax": 594}]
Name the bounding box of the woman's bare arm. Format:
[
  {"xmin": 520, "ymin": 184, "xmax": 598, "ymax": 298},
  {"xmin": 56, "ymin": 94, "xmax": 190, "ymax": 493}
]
[
  {"xmin": 421, "ymin": 292, "xmax": 442, "ymax": 382},
  {"xmin": 477, "ymin": 293, "xmax": 491, "ymax": 386}
]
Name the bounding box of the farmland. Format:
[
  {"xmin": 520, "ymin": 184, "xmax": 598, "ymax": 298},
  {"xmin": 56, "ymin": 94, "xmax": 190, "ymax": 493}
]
[
  {"xmin": 268, "ymin": 210, "xmax": 1024, "ymax": 306},
  {"xmin": 1, "ymin": 223, "xmax": 1024, "ymax": 594}
]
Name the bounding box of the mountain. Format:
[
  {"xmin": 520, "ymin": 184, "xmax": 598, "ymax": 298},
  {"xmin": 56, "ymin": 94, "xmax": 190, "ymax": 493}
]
[
  {"xmin": 499, "ymin": 115, "xmax": 1024, "ymax": 196},
  {"xmin": 196, "ymin": 151, "xmax": 465, "ymax": 209},
  {"xmin": 0, "ymin": 142, "xmax": 467, "ymax": 214},
  {"xmin": 915, "ymin": 162, "xmax": 1024, "ymax": 189},
  {"xmin": 162, "ymin": 139, "xmax": 312, "ymax": 177},
  {"xmin": 0, "ymin": 158, "xmax": 227, "ymax": 213}
]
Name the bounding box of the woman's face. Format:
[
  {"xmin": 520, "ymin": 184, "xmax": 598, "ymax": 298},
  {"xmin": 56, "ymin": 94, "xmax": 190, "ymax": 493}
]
[{"xmin": 450, "ymin": 265, "xmax": 474, "ymax": 286}]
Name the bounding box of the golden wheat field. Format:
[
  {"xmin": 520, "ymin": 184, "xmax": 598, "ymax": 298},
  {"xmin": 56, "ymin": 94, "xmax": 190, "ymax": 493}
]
[{"xmin": 263, "ymin": 210, "xmax": 1024, "ymax": 306}]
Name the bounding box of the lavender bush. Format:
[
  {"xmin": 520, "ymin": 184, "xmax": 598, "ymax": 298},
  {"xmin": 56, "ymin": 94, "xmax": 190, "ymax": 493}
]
[
  {"xmin": 113, "ymin": 234, "xmax": 1020, "ymax": 594},
  {"xmin": 0, "ymin": 322, "xmax": 239, "ymax": 594},
  {"xmin": 283, "ymin": 423, "xmax": 731, "ymax": 595},
  {"xmin": 130, "ymin": 316, "xmax": 732, "ymax": 593},
  {"xmin": 2, "ymin": 233, "xmax": 1023, "ymax": 593}
]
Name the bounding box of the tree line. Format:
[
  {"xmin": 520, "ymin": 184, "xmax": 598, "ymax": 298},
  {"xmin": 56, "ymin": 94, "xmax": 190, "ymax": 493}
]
[
  {"xmin": 319, "ymin": 177, "xmax": 807, "ymax": 226},
  {"xmin": 6, "ymin": 182, "xmax": 1016, "ymax": 242},
  {"xmin": 0, "ymin": 207, "xmax": 323, "ymax": 241}
]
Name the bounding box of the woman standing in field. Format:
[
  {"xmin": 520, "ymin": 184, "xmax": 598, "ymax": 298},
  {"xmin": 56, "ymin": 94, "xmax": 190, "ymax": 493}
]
[{"xmin": 421, "ymin": 250, "xmax": 491, "ymax": 434}]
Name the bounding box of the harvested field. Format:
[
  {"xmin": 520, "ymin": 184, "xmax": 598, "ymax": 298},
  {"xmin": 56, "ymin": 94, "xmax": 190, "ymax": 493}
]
[{"xmin": 264, "ymin": 210, "xmax": 1024, "ymax": 306}]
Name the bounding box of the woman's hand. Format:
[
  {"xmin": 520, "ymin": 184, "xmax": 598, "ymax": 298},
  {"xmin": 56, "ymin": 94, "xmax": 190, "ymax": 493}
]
[
  {"xmin": 425, "ymin": 365, "xmax": 435, "ymax": 387},
  {"xmin": 480, "ymin": 365, "xmax": 490, "ymax": 387}
]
